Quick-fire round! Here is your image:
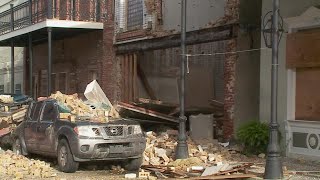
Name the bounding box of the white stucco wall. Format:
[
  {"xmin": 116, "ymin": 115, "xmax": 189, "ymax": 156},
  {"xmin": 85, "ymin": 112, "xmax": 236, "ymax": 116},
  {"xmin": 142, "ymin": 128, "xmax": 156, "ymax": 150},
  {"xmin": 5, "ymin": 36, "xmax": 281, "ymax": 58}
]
[
  {"xmin": 260, "ymin": 0, "xmax": 320, "ymax": 152},
  {"xmin": 162, "ymin": 0, "xmax": 226, "ymax": 32},
  {"xmin": 0, "ymin": 0, "xmax": 26, "ymax": 94},
  {"xmin": 0, "ymin": 0, "xmax": 27, "ymax": 12},
  {"xmin": 0, "ymin": 47, "xmax": 24, "ymax": 94}
]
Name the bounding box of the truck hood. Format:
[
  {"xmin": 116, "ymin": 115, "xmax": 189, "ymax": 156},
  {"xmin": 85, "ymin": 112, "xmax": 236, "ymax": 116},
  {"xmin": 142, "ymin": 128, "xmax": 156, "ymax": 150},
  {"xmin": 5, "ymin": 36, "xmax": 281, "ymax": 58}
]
[{"xmin": 74, "ymin": 118, "xmax": 140, "ymax": 126}]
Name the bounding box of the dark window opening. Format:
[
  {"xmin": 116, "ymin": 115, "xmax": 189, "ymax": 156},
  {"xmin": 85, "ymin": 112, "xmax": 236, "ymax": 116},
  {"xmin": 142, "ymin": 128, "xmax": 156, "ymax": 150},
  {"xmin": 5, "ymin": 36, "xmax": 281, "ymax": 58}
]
[
  {"xmin": 41, "ymin": 102, "xmax": 58, "ymax": 122},
  {"xmin": 32, "ymin": 102, "xmax": 44, "ymax": 121},
  {"xmin": 127, "ymin": 0, "xmax": 143, "ymax": 30}
]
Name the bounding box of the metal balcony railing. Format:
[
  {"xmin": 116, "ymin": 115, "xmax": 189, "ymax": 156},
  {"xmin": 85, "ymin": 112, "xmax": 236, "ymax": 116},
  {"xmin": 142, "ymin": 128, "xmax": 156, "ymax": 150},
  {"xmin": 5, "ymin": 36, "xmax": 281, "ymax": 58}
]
[{"xmin": 0, "ymin": 0, "xmax": 102, "ymax": 35}]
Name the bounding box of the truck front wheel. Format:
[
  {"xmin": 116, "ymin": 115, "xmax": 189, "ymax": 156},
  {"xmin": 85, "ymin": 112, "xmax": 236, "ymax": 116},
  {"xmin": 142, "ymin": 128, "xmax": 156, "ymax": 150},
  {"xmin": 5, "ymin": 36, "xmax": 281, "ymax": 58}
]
[
  {"xmin": 123, "ymin": 157, "xmax": 143, "ymax": 171},
  {"xmin": 57, "ymin": 139, "xmax": 79, "ymax": 173}
]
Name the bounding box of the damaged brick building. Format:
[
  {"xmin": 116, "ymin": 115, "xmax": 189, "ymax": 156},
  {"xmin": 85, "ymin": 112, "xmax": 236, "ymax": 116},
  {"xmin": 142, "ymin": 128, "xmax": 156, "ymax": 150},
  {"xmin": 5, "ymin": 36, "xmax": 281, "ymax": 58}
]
[
  {"xmin": 113, "ymin": 0, "xmax": 262, "ymax": 140},
  {"xmin": 0, "ymin": 0, "xmax": 262, "ymax": 140}
]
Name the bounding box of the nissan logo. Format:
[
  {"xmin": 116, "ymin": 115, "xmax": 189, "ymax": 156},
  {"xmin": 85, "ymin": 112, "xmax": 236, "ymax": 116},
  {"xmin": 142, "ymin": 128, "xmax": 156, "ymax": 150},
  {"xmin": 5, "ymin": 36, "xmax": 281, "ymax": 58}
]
[{"xmin": 110, "ymin": 128, "xmax": 118, "ymax": 134}]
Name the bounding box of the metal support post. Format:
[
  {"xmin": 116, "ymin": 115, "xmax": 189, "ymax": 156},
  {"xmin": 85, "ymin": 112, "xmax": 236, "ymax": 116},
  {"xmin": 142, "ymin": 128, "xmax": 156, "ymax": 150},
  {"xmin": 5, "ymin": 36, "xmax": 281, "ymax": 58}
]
[
  {"xmin": 28, "ymin": 33, "xmax": 33, "ymax": 97},
  {"xmin": 176, "ymin": 0, "xmax": 188, "ymax": 160},
  {"xmin": 10, "ymin": 4, "xmax": 14, "ymax": 31},
  {"xmin": 264, "ymin": 0, "xmax": 283, "ymax": 179},
  {"xmin": 47, "ymin": 27, "xmax": 52, "ymax": 96},
  {"xmin": 11, "ymin": 40, "xmax": 14, "ymax": 94}
]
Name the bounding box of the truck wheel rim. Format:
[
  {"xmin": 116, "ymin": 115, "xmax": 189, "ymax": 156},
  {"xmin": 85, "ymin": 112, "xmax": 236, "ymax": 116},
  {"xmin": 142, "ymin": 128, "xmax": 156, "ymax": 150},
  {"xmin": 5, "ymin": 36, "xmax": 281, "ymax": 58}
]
[{"xmin": 59, "ymin": 146, "xmax": 67, "ymax": 167}]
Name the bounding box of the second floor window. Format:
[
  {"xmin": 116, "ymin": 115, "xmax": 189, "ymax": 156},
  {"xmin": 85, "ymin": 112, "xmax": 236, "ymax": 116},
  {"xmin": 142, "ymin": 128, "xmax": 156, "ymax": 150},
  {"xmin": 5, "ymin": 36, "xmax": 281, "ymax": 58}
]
[{"xmin": 127, "ymin": 0, "xmax": 144, "ymax": 31}]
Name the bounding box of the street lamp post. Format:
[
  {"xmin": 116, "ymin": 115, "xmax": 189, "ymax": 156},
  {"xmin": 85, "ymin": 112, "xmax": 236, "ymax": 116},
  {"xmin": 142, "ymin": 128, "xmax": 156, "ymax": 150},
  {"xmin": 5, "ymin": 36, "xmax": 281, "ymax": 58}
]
[
  {"xmin": 175, "ymin": 0, "xmax": 189, "ymax": 159},
  {"xmin": 263, "ymin": 0, "xmax": 283, "ymax": 179}
]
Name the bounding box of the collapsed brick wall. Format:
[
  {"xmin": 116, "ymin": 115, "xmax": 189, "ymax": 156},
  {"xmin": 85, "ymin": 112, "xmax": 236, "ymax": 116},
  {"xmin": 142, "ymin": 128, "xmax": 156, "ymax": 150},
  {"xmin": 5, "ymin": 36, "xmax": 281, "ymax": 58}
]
[{"xmin": 223, "ymin": 39, "xmax": 238, "ymax": 140}]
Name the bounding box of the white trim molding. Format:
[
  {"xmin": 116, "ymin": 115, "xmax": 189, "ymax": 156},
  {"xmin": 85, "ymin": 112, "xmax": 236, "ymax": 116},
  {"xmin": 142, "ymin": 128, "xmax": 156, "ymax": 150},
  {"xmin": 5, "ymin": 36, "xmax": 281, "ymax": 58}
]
[{"xmin": 0, "ymin": 20, "xmax": 104, "ymax": 42}]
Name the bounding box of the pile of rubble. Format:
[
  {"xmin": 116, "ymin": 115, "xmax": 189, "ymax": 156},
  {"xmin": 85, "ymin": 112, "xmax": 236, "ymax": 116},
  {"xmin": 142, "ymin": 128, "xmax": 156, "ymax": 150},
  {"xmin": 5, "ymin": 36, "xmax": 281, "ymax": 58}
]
[
  {"xmin": 140, "ymin": 130, "xmax": 258, "ymax": 179},
  {"xmin": 0, "ymin": 95, "xmax": 14, "ymax": 104},
  {"xmin": 49, "ymin": 91, "xmax": 119, "ymax": 123},
  {"xmin": 0, "ymin": 150, "xmax": 56, "ymax": 179},
  {"xmin": 0, "ymin": 95, "xmax": 31, "ymax": 140},
  {"xmin": 143, "ymin": 131, "xmax": 230, "ymax": 167}
]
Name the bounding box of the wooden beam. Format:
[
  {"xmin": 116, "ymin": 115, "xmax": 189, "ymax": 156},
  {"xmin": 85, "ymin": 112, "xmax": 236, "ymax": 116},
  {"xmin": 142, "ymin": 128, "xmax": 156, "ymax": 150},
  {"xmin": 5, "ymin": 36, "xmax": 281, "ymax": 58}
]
[
  {"xmin": 133, "ymin": 53, "xmax": 138, "ymax": 101},
  {"xmin": 138, "ymin": 98, "xmax": 178, "ymax": 107},
  {"xmin": 137, "ymin": 61, "xmax": 157, "ymax": 100},
  {"xmin": 115, "ymin": 24, "xmax": 237, "ymax": 54},
  {"xmin": 117, "ymin": 102, "xmax": 179, "ymax": 123},
  {"xmin": 129, "ymin": 54, "xmax": 133, "ymax": 102},
  {"xmin": 190, "ymin": 174, "xmax": 256, "ymax": 180},
  {"xmin": 124, "ymin": 54, "xmax": 129, "ymax": 102}
]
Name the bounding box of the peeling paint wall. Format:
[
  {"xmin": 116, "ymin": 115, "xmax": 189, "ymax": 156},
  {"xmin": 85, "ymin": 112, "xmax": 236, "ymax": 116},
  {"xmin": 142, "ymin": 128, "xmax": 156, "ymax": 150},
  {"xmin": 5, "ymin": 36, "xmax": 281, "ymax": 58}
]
[
  {"xmin": 161, "ymin": 0, "xmax": 226, "ymax": 32},
  {"xmin": 136, "ymin": 40, "xmax": 227, "ymax": 107}
]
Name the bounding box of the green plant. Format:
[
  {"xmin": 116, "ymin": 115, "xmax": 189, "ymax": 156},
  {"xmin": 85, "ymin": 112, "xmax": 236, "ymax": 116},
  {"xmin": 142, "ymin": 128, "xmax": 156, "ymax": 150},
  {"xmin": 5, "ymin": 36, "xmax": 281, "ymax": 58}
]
[{"xmin": 237, "ymin": 121, "xmax": 269, "ymax": 155}]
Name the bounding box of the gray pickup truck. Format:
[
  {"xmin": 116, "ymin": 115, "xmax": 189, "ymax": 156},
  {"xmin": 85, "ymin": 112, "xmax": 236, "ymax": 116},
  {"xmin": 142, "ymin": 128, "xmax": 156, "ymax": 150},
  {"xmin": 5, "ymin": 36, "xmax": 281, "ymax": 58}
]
[{"xmin": 11, "ymin": 99, "xmax": 146, "ymax": 173}]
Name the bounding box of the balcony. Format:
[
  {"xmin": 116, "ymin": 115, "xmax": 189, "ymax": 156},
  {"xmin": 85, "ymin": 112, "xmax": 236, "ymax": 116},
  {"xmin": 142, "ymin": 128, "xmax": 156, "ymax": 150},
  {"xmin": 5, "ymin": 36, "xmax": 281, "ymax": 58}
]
[{"xmin": 0, "ymin": 0, "xmax": 104, "ymax": 46}]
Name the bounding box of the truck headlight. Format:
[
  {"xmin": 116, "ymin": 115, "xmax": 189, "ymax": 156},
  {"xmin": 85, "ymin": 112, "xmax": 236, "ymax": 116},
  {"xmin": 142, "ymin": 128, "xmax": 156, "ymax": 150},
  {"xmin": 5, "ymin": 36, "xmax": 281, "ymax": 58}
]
[
  {"xmin": 133, "ymin": 125, "xmax": 142, "ymax": 134},
  {"xmin": 74, "ymin": 126, "xmax": 102, "ymax": 137}
]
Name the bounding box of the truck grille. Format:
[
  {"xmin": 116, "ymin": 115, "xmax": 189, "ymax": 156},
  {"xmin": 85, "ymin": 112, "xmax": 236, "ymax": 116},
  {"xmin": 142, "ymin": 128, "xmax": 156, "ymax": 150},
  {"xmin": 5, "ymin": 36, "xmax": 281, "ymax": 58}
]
[{"xmin": 104, "ymin": 126, "xmax": 124, "ymax": 137}]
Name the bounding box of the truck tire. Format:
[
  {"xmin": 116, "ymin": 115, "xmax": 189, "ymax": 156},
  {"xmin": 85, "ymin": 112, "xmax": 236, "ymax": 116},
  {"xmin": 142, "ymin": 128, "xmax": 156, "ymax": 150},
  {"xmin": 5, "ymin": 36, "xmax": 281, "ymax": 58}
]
[
  {"xmin": 57, "ymin": 139, "xmax": 79, "ymax": 173},
  {"xmin": 12, "ymin": 138, "xmax": 22, "ymax": 155},
  {"xmin": 123, "ymin": 157, "xmax": 143, "ymax": 171}
]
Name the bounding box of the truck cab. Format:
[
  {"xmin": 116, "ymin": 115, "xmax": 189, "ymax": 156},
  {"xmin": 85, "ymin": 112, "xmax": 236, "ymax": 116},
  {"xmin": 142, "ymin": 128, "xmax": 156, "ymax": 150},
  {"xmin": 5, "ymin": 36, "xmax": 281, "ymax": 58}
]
[{"xmin": 12, "ymin": 99, "xmax": 146, "ymax": 173}]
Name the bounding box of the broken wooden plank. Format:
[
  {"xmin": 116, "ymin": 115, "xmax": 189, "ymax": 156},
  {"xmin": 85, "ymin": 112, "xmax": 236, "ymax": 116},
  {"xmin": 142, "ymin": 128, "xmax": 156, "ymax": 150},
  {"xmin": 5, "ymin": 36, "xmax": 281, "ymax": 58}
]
[
  {"xmin": 138, "ymin": 98, "xmax": 178, "ymax": 107},
  {"xmin": 169, "ymin": 106, "xmax": 218, "ymax": 116},
  {"xmin": 201, "ymin": 165, "xmax": 223, "ymax": 176},
  {"xmin": 136, "ymin": 98, "xmax": 178, "ymax": 114},
  {"xmin": 209, "ymin": 100, "xmax": 224, "ymax": 108},
  {"xmin": 117, "ymin": 102, "xmax": 179, "ymax": 123},
  {"xmin": 215, "ymin": 163, "xmax": 253, "ymax": 176},
  {"xmin": 191, "ymin": 173, "xmax": 256, "ymax": 179}
]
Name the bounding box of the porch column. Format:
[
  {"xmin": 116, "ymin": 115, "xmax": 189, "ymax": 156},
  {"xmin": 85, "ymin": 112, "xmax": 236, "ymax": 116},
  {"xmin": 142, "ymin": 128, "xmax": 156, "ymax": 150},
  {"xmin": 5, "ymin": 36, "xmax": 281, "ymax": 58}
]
[
  {"xmin": 11, "ymin": 40, "xmax": 14, "ymax": 94},
  {"xmin": 47, "ymin": 27, "xmax": 52, "ymax": 96},
  {"xmin": 10, "ymin": 4, "xmax": 14, "ymax": 94},
  {"xmin": 28, "ymin": 33, "xmax": 33, "ymax": 97}
]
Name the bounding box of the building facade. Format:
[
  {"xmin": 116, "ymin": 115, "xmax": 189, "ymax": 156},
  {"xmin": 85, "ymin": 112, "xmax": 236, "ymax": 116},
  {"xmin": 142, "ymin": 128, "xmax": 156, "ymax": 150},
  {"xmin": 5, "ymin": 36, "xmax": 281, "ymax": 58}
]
[
  {"xmin": 113, "ymin": 0, "xmax": 262, "ymax": 140},
  {"xmin": 0, "ymin": 0, "xmax": 262, "ymax": 140},
  {"xmin": 259, "ymin": 0, "xmax": 320, "ymax": 158},
  {"xmin": 0, "ymin": 0, "xmax": 26, "ymax": 94}
]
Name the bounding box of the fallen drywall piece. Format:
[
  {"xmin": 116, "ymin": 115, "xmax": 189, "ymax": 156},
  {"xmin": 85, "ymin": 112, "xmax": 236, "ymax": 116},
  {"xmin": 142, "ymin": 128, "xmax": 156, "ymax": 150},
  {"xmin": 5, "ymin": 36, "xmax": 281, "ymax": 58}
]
[{"xmin": 84, "ymin": 80, "xmax": 119, "ymax": 118}]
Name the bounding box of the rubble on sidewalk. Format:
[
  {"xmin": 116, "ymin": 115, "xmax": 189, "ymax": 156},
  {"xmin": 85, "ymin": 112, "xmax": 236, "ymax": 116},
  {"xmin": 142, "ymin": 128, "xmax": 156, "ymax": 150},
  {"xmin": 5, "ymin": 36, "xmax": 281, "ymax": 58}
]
[
  {"xmin": 0, "ymin": 150, "xmax": 56, "ymax": 179},
  {"xmin": 140, "ymin": 130, "xmax": 257, "ymax": 179}
]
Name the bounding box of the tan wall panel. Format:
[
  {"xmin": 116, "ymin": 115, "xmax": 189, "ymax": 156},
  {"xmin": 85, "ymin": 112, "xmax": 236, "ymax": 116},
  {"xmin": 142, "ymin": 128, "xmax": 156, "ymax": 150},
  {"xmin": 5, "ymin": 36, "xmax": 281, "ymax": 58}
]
[
  {"xmin": 287, "ymin": 29, "xmax": 320, "ymax": 68},
  {"xmin": 296, "ymin": 67, "xmax": 320, "ymax": 121}
]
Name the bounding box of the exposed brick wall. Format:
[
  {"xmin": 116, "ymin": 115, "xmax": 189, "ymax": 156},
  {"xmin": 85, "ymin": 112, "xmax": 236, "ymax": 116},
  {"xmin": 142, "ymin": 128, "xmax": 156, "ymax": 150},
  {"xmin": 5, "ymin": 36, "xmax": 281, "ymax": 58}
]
[
  {"xmin": 223, "ymin": 39, "xmax": 238, "ymax": 140},
  {"xmin": 116, "ymin": 29, "xmax": 148, "ymax": 41},
  {"xmin": 30, "ymin": 31, "xmax": 103, "ymax": 97},
  {"xmin": 100, "ymin": 0, "xmax": 122, "ymax": 103}
]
